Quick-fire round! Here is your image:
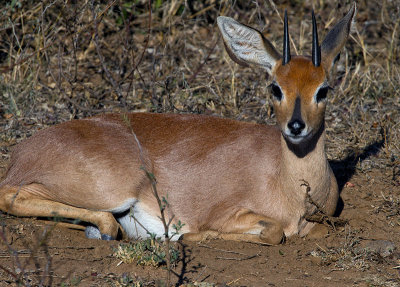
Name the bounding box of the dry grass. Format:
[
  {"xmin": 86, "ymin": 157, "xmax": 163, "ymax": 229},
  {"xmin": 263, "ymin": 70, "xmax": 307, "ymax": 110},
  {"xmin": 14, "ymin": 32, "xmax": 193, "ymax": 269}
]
[
  {"xmin": 310, "ymin": 227, "xmax": 371, "ymax": 271},
  {"xmin": 0, "ymin": 1, "xmax": 399, "ymax": 167},
  {"xmin": 113, "ymin": 236, "xmax": 180, "ymax": 267},
  {"xmin": 310, "ymin": 226, "xmax": 399, "ymax": 286}
]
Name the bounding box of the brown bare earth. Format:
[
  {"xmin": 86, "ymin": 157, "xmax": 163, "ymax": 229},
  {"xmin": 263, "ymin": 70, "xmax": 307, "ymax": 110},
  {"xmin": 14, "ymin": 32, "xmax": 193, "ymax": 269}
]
[
  {"xmin": 0, "ymin": 1, "xmax": 399, "ymax": 286},
  {"xmin": 0, "ymin": 168, "xmax": 399, "ymax": 286}
]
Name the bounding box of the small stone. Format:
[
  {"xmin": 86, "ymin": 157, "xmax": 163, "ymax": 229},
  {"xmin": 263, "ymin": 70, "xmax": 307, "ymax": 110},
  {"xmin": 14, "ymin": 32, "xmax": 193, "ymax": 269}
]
[
  {"xmin": 307, "ymin": 224, "xmax": 329, "ymax": 239},
  {"xmin": 364, "ymin": 240, "xmax": 396, "ymax": 258},
  {"xmin": 310, "ymin": 256, "xmax": 322, "ymax": 265}
]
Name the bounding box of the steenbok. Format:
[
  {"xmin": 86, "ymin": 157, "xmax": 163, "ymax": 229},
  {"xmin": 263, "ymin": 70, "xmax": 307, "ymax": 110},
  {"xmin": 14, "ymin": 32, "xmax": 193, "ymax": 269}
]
[{"xmin": 0, "ymin": 3, "xmax": 356, "ymax": 245}]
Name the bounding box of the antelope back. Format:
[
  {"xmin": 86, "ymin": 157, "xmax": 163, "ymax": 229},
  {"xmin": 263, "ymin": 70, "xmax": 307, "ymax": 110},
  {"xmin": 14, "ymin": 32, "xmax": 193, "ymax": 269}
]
[{"xmin": 217, "ymin": 3, "xmax": 356, "ymax": 146}]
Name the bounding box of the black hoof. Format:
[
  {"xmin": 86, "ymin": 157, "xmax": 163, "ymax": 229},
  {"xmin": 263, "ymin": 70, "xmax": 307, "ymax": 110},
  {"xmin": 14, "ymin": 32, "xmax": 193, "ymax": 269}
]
[
  {"xmin": 85, "ymin": 226, "xmax": 101, "ymax": 239},
  {"xmin": 101, "ymin": 234, "xmax": 114, "ymax": 241}
]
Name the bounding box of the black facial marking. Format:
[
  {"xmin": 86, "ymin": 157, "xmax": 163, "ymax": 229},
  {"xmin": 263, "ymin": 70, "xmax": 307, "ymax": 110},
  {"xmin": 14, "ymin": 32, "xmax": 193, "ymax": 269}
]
[
  {"xmin": 287, "ymin": 97, "xmax": 305, "ymax": 136},
  {"xmin": 269, "ymin": 83, "xmax": 283, "ymax": 101},
  {"xmin": 315, "ymin": 86, "xmax": 332, "ymax": 103},
  {"xmin": 291, "ymin": 96, "xmax": 302, "ymax": 122}
]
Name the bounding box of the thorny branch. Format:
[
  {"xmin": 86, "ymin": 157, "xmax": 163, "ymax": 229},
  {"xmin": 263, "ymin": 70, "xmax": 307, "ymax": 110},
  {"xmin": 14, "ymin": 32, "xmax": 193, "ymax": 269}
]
[
  {"xmin": 0, "ymin": 225, "xmax": 54, "ymax": 286},
  {"xmin": 123, "ymin": 112, "xmax": 176, "ymax": 286}
]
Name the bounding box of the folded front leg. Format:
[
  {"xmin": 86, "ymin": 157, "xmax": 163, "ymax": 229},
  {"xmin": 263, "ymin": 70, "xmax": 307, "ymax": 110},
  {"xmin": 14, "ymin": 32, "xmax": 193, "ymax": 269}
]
[{"xmin": 183, "ymin": 209, "xmax": 284, "ymax": 245}]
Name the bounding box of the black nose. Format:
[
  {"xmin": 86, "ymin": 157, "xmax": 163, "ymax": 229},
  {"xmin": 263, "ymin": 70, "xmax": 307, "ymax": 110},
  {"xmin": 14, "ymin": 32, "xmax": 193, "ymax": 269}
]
[{"xmin": 288, "ymin": 120, "xmax": 305, "ymax": 136}]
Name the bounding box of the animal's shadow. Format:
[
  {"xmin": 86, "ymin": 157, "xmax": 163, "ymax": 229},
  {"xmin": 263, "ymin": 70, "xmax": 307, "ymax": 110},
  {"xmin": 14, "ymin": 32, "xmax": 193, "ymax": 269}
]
[{"xmin": 329, "ymin": 138, "xmax": 385, "ymax": 216}]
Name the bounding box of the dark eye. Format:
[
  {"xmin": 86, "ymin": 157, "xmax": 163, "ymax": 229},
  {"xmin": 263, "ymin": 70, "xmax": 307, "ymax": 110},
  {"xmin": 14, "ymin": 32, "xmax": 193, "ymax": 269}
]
[
  {"xmin": 315, "ymin": 86, "xmax": 332, "ymax": 103},
  {"xmin": 269, "ymin": 83, "xmax": 283, "ymax": 101}
]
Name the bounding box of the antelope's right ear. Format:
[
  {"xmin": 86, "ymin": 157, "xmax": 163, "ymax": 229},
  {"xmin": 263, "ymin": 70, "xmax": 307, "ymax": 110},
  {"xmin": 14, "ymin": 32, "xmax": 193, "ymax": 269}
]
[{"xmin": 217, "ymin": 16, "xmax": 281, "ymax": 74}]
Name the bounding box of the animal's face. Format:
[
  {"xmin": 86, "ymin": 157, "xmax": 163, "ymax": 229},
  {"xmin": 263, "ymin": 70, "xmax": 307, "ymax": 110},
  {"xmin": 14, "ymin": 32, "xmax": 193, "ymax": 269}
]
[{"xmin": 271, "ymin": 57, "xmax": 329, "ymax": 144}]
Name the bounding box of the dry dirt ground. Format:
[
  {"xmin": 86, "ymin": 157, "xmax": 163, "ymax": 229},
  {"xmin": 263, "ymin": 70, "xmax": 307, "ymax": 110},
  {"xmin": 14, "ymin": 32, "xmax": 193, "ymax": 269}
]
[
  {"xmin": 0, "ymin": 0, "xmax": 399, "ymax": 286},
  {"xmin": 0, "ymin": 168, "xmax": 399, "ymax": 286}
]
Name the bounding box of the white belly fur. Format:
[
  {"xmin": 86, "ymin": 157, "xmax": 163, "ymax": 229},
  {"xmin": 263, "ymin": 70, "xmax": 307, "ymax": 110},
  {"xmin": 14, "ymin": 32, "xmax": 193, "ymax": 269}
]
[{"xmin": 112, "ymin": 199, "xmax": 182, "ymax": 241}]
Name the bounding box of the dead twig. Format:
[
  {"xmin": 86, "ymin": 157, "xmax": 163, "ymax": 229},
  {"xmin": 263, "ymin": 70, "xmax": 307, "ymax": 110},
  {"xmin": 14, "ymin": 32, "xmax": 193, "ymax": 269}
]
[
  {"xmin": 301, "ymin": 180, "xmax": 348, "ymax": 228},
  {"xmin": 216, "ymin": 253, "xmax": 259, "ymax": 261},
  {"xmin": 122, "ymin": 111, "xmax": 177, "ymax": 287},
  {"xmin": 90, "ymin": 0, "xmax": 123, "ymax": 102},
  {"xmin": 198, "ymin": 244, "xmax": 251, "ymax": 256},
  {"xmin": 265, "ymin": 0, "xmax": 298, "ymax": 55},
  {"xmin": 188, "ymin": 39, "xmax": 218, "ymax": 84},
  {"xmin": 199, "ymin": 244, "xmax": 260, "ymax": 261}
]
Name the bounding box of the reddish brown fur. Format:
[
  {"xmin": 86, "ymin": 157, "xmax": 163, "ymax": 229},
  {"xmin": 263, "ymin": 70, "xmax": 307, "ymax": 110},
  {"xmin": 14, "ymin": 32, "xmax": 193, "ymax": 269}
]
[
  {"xmin": 274, "ymin": 56, "xmax": 326, "ymax": 133},
  {"xmin": 1, "ymin": 113, "xmax": 289, "ymax": 243},
  {"xmin": 0, "ymin": 111, "xmax": 333, "ymax": 243},
  {"xmin": 0, "ymin": 5, "xmax": 356, "ymax": 244}
]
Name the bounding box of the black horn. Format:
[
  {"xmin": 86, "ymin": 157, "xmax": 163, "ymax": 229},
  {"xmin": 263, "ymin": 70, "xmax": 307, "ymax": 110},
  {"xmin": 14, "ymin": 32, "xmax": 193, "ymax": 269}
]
[
  {"xmin": 312, "ymin": 10, "xmax": 321, "ymax": 67},
  {"xmin": 282, "ymin": 10, "xmax": 291, "ymax": 65}
]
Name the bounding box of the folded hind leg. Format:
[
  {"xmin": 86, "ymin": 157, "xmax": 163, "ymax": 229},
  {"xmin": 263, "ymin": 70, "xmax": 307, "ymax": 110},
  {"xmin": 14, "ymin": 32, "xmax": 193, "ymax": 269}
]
[{"xmin": 0, "ymin": 184, "xmax": 119, "ymax": 240}]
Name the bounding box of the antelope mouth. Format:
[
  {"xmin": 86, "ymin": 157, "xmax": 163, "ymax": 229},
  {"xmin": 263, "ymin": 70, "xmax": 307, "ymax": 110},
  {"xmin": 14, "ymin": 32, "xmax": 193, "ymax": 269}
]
[{"xmin": 282, "ymin": 130, "xmax": 313, "ymax": 145}]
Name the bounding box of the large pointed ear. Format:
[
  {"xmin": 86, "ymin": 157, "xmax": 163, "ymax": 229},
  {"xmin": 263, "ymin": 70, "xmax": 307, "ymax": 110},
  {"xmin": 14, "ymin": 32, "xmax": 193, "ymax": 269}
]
[
  {"xmin": 321, "ymin": 2, "xmax": 357, "ymax": 71},
  {"xmin": 217, "ymin": 16, "xmax": 281, "ymax": 74}
]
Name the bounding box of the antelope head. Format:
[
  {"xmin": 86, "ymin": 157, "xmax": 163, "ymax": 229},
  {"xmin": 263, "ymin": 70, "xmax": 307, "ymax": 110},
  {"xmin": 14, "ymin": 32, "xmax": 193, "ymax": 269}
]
[{"xmin": 217, "ymin": 4, "xmax": 356, "ymax": 149}]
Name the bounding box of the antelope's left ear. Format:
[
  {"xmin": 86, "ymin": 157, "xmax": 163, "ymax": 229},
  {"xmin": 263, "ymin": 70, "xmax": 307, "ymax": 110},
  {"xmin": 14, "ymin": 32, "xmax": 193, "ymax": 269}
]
[{"xmin": 321, "ymin": 2, "xmax": 357, "ymax": 71}]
